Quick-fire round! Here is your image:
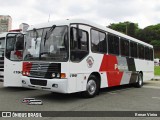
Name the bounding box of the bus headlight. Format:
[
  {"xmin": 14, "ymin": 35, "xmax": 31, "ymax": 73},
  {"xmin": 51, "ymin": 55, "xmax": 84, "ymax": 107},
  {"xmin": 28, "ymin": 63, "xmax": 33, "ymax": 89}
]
[
  {"xmin": 26, "ymin": 72, "xmax": 29, "ymax": 76},
  {"xmin": 22, "ymin": 71, "xmax": 30, "ymax": 76},
  {"xmin": 52, "ymin": 73, "xmax": 56, "ymax": 78},
  {"xmin": 51, "ymin": 73, "xmax": 66, "ymax": 78},
  {"xmin": 57, "ymin": 73, "xmax": 60, "ymax": 78}
]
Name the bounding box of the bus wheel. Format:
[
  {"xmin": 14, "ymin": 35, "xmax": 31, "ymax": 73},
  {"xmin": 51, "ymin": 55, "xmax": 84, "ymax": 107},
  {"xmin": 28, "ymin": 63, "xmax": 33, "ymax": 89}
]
[
  {"xmin": 82, "ymin": 75, "xmax": 99, "ymax": 98},
  {"xmin": 135, "ymin": 73, "xmax": 143, "ymax": 88}
]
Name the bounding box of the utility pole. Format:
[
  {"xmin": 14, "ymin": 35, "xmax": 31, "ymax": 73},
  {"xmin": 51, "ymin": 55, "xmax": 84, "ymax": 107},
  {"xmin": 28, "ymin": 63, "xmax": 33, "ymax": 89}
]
[{"xmin": 126, "ymin": 23, "xmax": 128, "ymax": 35}]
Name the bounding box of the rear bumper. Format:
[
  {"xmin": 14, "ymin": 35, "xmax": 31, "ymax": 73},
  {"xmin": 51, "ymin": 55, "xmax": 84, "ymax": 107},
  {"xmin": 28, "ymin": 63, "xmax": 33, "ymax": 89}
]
[{"xmin": 21, "ymin": 76, "xmax": 68, "ymax": 93}]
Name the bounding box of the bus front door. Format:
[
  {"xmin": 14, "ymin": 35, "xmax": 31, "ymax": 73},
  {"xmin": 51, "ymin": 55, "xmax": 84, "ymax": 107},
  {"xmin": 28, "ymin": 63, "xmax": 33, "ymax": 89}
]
[{"xmin": 4, "ymin": 33, "xmax": 24, "ymax": 87}]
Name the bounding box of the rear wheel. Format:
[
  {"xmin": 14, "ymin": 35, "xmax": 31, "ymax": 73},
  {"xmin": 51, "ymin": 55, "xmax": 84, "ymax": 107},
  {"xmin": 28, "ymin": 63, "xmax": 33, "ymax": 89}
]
[
  {"xmin": 135, "ymin": 73, "xmax": 143, "ymax": 88},
  {"xmin": 82, "ymin": 75, "xmax": 99, "ymax": 98}
]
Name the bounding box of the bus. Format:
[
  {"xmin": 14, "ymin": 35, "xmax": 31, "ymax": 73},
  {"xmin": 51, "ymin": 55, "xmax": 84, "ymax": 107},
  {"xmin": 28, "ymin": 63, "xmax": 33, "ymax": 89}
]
[
  {"xmin": 0, "ymin": 32, "xmax": 24, "ymax": 86},
  {"xmin": 0, "ymin": 33, "xmax": 5, "ymax": 81},
  {"xmin": 21, "ymin": 19, "xmax": 154, "ymax": 97}
]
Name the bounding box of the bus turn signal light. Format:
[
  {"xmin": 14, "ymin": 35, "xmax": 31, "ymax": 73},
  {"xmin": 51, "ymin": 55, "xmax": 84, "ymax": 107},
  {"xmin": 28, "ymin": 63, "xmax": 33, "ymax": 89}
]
[{"xmin": 61, "ymin": 73, "xmax": 66, "ymax": 78}]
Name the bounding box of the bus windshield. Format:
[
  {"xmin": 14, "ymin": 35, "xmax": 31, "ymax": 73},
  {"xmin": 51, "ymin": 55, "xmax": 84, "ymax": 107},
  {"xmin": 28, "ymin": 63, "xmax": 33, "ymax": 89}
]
[
  {"xmin": 5, "ymin": 33, "xmax": 24, "ymax": 61},
  {"xmin": 0, "ymin": 37, "xmax": 5, "ymax": 58},
  {"xmin": 24, "ymin": 26, "xmax": 68, "ymax": 62}
]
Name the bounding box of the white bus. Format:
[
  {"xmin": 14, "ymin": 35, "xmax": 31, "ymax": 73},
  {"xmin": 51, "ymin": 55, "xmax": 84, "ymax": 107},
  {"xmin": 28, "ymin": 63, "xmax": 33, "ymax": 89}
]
[
  {"xmin": 21, "ymin": 19, "xmax": 154, "ymax": 97},
  {"xmin": 0, "ymin": 33, "xmax": 6, "ymax": 81},
  {"xmin": 0, "ymin": 32, "xmax": 24, "ymax": 86}
]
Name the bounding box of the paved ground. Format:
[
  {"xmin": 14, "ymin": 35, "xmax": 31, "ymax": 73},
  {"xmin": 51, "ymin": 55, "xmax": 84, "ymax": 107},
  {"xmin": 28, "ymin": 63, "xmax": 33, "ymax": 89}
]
[
  {"xmin": 0, "ymin": 80, "xmax": 160, "ymax": 120},
  {"xmin": 154, "ymin": 76, "xmax": 160, "ymax": 80}
]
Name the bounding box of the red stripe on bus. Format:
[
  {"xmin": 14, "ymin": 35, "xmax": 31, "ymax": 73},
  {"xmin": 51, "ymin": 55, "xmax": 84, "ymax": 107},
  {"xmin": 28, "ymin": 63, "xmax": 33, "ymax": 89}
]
[{"xmin": 99, "ymin": 54, "xmax": 123, "ymax": 87}]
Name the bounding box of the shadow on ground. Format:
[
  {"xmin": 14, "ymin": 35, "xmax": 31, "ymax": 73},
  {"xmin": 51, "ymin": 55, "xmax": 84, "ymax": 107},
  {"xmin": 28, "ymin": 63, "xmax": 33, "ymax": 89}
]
[{"xmin": 25, "ymin": 84, "xmax": 141, "ymax": 102}]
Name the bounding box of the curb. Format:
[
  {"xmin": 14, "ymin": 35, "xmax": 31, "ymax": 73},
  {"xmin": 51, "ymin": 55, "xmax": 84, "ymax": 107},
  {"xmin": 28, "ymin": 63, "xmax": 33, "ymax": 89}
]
[{"xmin": 153, "ymin": 76, "xmax": 160, "ymax": 81}]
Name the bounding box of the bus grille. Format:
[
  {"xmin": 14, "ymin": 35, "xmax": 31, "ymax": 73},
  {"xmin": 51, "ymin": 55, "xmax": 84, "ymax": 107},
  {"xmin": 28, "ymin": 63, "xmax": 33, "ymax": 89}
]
[
  {"xmin": 0, "ymin": 59, "xmax": 4, "ymax": 72},
  {"xmin": 30, "ymin": 79, "xmax": 47, "ymax": 86},
  {"xmin": 28, "ymin": 63, "xmax": 61, "ymax": 79}
]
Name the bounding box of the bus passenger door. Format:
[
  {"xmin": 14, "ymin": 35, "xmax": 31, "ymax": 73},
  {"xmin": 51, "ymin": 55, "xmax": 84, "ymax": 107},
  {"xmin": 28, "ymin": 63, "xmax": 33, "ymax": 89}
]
[
  {"xmin": 69, "ymin": 24, "xmax": 90, "ymax": 92},
  {"xmin": 4, "ymin": 33, "xmax": 24, "ymax": 87}
]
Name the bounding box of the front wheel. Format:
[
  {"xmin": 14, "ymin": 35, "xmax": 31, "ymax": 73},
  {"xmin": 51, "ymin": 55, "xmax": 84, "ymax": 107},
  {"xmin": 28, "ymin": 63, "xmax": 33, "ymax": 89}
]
[
  {"xmin": 81, "ymin": 75, "xmax": 99, "ymax": 98},
  {"xmin": 135, "ymin": 73, "xmax": 143, "ymax": 88}
]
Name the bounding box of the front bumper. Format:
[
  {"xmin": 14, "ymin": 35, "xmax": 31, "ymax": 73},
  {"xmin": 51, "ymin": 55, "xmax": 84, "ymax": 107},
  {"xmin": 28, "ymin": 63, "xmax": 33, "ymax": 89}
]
[{"xmin": 21, "ymin": 76, "xmax": 68, "ymax": 93}]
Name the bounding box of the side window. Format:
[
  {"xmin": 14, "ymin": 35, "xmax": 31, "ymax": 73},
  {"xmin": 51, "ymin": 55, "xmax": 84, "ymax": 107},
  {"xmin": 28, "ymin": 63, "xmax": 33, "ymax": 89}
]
[
  {"xmin": 145, "ymin": 47, "xmax": 150, "ymax": 60},
  {"xmin": 138, "ymin": 44, "xmax": 144, "ymax": 59},
  {"xmin": 91, "ymin": 29, "xmax": 107, "ymax": 53},
  {"xmin": 120, "ymin": 38, "xmax": 129, "ymax": 56},
  {"xmin": 81, "ymin": 32, "xmax": 88, "ymax": 51},
  {"xmin": 130, "ymin": 41, "xmax": 137, "ymax": 58},
  {"xmin": 108, "ymin": 34, "xmax": 119, "ymax": 55},
  {"xmin": 99, "ymin": 32, "xmax": 107, "ymax": 53},
  {"xmin": 70, "ymin": 27, "xmax": 89, "ymax": 62},
  {"xmin": 15, "ymin": 34, "xmax": 24, "ymax": 50},
  {"xmin": 150, "ymin": 48, "xmax": 153, "ymax": 61},
  {"xmin": 91, "ymin": 30, "xmax": 99, "ymax": 52}
]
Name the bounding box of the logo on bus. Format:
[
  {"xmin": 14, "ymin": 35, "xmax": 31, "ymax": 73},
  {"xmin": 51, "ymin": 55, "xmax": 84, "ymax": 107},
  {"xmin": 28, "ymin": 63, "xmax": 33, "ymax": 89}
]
[
  {"xmin": 86, "ymin": 56, "xmax": 94, "ymax": 68},
  {"xmin": 37, "ymin": 65, "xmax": 41, "ymax": 70}
]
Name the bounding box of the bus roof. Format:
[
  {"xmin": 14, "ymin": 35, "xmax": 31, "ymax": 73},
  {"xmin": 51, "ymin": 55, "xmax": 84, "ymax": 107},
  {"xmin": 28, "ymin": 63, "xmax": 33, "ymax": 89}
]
[
  {"xmin": 0, "ymin": 32, "xmax": 23, "ymax": 38},
  {"xmin": 0, "ymin": 32, "xmax": 8, "ymax": 38},
  {"xmin": 28, "ymin": 19, "xmax": 153, "ymax": 48}
]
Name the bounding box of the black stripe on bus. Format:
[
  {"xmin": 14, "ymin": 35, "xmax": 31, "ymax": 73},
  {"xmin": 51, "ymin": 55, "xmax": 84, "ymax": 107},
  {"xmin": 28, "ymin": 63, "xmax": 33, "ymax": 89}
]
[
  {"xmin": 129, "ymin": 72, "xmax": 138, "ymax": 83},
  {"xmin": 126, "ymin": 58, "xmax": 136, "ymax": 71}
]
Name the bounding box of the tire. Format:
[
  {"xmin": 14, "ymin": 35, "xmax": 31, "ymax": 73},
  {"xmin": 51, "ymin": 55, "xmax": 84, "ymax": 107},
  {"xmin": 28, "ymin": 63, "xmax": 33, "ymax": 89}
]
[
  {"xmin": 135, "ymin": 73, "xmax": 143, "ymax": 88},
  {"xmin": 81, "ymin": 75, "xmax": 99, "ymax": 98}
]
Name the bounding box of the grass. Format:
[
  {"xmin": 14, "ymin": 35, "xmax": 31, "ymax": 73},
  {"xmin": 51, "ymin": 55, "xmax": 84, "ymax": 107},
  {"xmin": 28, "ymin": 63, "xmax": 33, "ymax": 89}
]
[{"xmin": 154, "ymin": 66, "xmax": 160, "ymax": 75}]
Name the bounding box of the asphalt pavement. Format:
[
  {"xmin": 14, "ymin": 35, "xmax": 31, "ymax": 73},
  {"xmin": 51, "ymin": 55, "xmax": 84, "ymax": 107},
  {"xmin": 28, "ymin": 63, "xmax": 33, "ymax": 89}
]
[{"xmin": 0, "ymin": 80, "xmax": 160, "ymax": 120}]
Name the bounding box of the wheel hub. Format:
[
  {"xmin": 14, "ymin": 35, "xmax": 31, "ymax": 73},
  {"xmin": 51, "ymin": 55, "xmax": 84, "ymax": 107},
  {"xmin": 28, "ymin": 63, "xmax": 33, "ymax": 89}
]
[{"xmin": 87, "ymin": 80, "xmax": 96, "ymax": 95}]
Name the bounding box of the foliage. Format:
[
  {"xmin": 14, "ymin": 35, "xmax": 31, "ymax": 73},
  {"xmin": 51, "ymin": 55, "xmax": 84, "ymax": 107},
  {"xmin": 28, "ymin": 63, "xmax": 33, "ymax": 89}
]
[
  {"xmin": 108, "ymin": 22, "xmax": 139, "ymax": 37},
  {"xmin": 108, "ymin": 22, "xmax": 160, "ymax": 47},
  {"xmin": 154, "ymin": 66, "xmax": 160, "ymax": 75},
  {"xmin": 150, "ymin": 40, "xmax": 160, "ymax": 46}
]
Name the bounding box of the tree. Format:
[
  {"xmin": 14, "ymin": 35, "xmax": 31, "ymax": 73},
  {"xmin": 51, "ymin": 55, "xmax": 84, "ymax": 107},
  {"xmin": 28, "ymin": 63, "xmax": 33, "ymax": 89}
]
[
  {"xmin": 108, "ymin": 22, "xmax": 139, "ymax": 38},
  {"xmin": 135, "ymin": 24, "xmax": 160, "ymax": 44}
]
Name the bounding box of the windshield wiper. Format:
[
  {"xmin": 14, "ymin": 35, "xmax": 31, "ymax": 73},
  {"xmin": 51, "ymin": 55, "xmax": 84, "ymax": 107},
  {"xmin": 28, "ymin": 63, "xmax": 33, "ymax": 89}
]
[{"xmin": 44, "ymin": 25, "xmax": 56, "ymax": 46}]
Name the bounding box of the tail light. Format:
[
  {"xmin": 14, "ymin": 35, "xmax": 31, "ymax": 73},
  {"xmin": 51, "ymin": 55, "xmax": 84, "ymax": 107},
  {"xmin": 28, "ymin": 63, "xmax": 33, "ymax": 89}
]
[{"xmin": 22, "ymin": 62, "xmax": 32, "ymax": 76}]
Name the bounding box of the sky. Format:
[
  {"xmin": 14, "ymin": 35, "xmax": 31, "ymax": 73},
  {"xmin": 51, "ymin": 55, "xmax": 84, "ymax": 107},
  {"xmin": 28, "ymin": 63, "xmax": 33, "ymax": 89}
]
[{"xmin": 0, "ymin": 0, "xmax": 160, "ymax": 29}]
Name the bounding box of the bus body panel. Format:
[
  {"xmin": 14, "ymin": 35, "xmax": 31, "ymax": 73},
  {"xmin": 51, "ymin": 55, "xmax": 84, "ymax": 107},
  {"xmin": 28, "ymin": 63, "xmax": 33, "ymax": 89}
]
[
  {"xmin": 21, "ymin": 53, "xmax": 154, "ymax": 93},
  {"xmin": 4, "ymin": 58, "xmax": 22, "ymax": 87},
  {"xmin": 3, "ymin": 32, "xmax": 24, "ymax": 87}
]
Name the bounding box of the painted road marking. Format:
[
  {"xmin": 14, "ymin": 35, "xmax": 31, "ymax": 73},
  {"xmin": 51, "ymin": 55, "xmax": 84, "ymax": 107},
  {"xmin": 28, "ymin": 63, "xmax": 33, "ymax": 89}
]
[
  {"xmin": 152, "ymin": 97, "xmax": 160, "ymax": 100},
  {"xmin": 143, "ymin": 86, "xmax": 160, "ymax": 89}
]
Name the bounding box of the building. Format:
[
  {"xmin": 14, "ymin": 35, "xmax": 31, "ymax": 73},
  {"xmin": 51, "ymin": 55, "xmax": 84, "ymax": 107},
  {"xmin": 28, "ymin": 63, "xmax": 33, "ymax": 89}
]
[
  {"xmin": 19, "ymin": 23, "xmax": 29, "ymax": 32},
  {"xmin": 0, "ymin": 15, "xmax": 12, "ymax": 33}
]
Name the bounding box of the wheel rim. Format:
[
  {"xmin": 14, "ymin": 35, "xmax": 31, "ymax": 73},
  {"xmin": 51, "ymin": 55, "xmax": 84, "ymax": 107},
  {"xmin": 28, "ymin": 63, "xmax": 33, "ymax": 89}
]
[{"xmin": 87, "ymin": 80, "xmax": 97, "ymax": 95}]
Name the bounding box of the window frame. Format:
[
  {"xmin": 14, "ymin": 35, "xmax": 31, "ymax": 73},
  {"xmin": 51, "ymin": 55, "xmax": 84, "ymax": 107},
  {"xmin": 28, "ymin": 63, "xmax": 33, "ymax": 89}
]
[
  {"xmin": 70, "ymin": 26, "xmax": 89, "ymax": 62},
  {"xmin": 138, "ymin": 44, "xmax": 145, "ymax": 59},
  {"xmin": 130, "ymin": 41, "xmax": 138, "ymax": 58},
  {"xmin": 120, "ymin": 37, "xmax": 129, "ymax": 57},
  {"xmin": 108, "ymin": 33, "xmax": 120, "ymax": 56},
  {"xmin": 91, "ymin": 28, "xmax": 107, "ymax": 54}
]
